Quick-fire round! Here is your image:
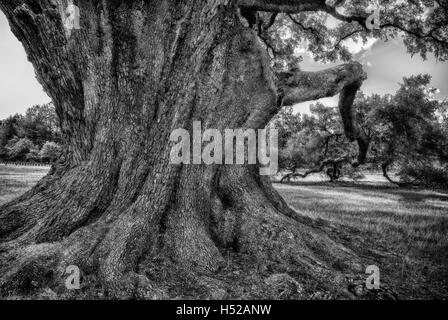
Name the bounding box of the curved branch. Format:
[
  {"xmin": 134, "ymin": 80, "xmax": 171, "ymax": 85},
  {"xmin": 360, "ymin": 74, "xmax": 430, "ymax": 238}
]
[
  {"xmin": 338, "ymin": 80, "xmax": 371, "ymax": 165},
  {"xmin": 382, "ymin": 162, "xmax": 409, "ymax": 188},
  {"xmin": 276, "ymin": 62, "xmax": 370, "ymax": 165},
  {"xmin": 262, "ymin": 12, "xmax": 278, "ymax": 31},
  {"xmin": 381, "ymin": 162, "xmax": 422, "ymax": 188},
  {"xmin": 333, "ymin": 29, "xmax": 365, "ymax": 49},
  {"xmin": 322, "ymin": 4, "xmax": 448, "ymax": 46},
  {"xmin": 238, "ymin": 0, "xmax": 326, "ymax": 13},
  {"xmin": 280, "ymin": 157, "xmax": 348, "ymax": 183},
  {"xmin": 277, "ymin": 62, "xmax": 367, "ymax": 106},
  {"xmin": 288, "ymin": 13, "xmax": 364, "ymax": 58},
  {"xmin": 239, "ymin": 1, "xmax": 448, "ymax": 52},
  {"xmin": 322, "ymin": 5, "xmax": 368, "ymax": 30},
  {"xmin": 288, "ymin": 13, "xmax": 324, "ymax": 43}
]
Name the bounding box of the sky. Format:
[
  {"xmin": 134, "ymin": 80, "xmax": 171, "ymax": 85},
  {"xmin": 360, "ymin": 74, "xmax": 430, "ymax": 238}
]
[
  {"xmin": 295, "ymin": 38, "xmax": 448, "ymax": 114},
  {"xmin": 0, "ymin": 11, "xmax": 447, "ymax": 119},
  {"xmin": 0, "ymin": 12, "xmax": 51, "ymax": 119}
]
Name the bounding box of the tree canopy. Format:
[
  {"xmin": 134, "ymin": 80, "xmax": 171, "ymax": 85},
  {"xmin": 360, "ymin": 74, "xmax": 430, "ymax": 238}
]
[
  {"xmin": 0, "ymin": 103, "xmax": 61, "ymax": 162},
  {"xmin": 274, "ymin": 74, "xmax": 448, "ymax": 188},
  {"xmin": 241, "ymin": 0, "xmax": 448, "ymax": 67}
]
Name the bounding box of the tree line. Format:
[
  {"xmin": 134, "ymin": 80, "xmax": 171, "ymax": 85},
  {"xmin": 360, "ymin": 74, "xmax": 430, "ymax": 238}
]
[
  {"xmin": 273, "ymin": 74, "xmax": 448, "ymax": 189},
  {"xmin": 0, "ymin": 102, "xmax": 62, "ymax": 163}
]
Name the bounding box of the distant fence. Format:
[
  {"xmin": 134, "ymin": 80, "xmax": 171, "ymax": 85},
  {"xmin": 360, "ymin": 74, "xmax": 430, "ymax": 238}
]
[{"xmin": 0, "ymin": 161, "xmax": 51, "ymax": 167}]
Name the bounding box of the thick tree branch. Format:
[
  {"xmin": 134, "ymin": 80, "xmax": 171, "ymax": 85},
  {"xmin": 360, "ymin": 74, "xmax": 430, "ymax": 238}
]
[
  {"xmin": 262, "ymin": 12, "xmax": 278, "ymax": 31},
  {"xmin": 321, "ymin": 5, "xmax": 368, "ymax": 30},
  {"xmin": 276, "ymin": 62, "xmax": 367, "ymax": 107},
  {"xmin": 280, "ymin": 157, "xmax": 348, "ymax": 183},
  {"xmin": 333, "ymin": 29, "xmax": 364, "ymax": 49},
  {"xmin": 382, "ymin": 162, "xmax": 418, "ymax": 188},
  {"xmin": 238, "ymin": 0, "xmax": 326, "ymax": 13},
  {"xmin": 276, "ymin": 62, "xmax": 370, "ymax": 165},
  {"xmin": 239, "ymin": 1, "xmax": 448, "ymax": 53},
  {"xmin": 338, "ymin": 80, "xmax": 370, "ymax": 165},
  {"xmin": 288, "ymin": 13, "xmax": 323, "ymax": 40},
  {"xmin": 322, "ymin": 4, "xmax": 448, "ymax": 45}
]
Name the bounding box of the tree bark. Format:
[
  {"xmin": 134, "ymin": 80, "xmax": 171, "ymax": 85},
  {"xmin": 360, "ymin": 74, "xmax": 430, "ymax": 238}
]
[{"xmin": 0, "ymin": 0, "xmax": 367, "ymax": 299}]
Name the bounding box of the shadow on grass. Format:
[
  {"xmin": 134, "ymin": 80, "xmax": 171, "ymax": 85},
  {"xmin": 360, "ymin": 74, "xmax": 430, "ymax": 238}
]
[
  {"xmin": 274, "ymin": 181, "xmax": 448, "ymax": 202},
  {"xmin": 275, "ymin": 180, "xmax": 448, "ymax": 299}
]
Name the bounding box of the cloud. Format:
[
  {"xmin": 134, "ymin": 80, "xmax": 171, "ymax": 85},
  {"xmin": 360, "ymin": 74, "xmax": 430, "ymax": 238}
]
[
  {"xmin": 352, "ymin": 39, "xmax": 383, "ymax": 66},
  {"xmin": 348, "ymin": 38, "xmax": 377, "ymax": 56}
]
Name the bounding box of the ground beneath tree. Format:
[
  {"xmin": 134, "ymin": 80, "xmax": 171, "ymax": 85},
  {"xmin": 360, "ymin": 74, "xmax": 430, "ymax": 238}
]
[{"xmin": 1, "ymin": 166, "xmax": 447, "ymax": 300}]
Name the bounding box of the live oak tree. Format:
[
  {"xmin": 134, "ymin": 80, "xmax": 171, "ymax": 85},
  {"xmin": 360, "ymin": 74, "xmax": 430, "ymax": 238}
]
[
  {"xmin": 0, "ymin": 103, "xmax": 60, "ymax": 162},
  {"xmin": 356, "ymin": 75, "xmax": 448, "ymax": 188},
  {"xmin": 0, "ymin": 0, "xmax": 447, "ymax": 298},
  {"xmin": 21, "ymin": 103, "xmax": 61, "ymax": 146},
  {"xmin": 277, "ymin": 103, "xmax": 359, "ymax": 183},
  {"xmin": 278, "ymin": 77, "xmax": 448, "ymax": 186}
]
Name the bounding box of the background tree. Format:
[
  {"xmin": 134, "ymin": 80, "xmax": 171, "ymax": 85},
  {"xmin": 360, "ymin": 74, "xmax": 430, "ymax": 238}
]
[
  {"xmin": 277, "ymin": 102, "xmax": 362, "ymax": 182},
  {"xmin": 5, "ymin": 137, "xmax": 38, "ymax": 162},
  {"xmin": 19, "ymin": 103, "xmax": 61, "ymax": 146},
  {"xmin": 0, "ymin": 114, "xmax": 23, "ymax": 153},
  {"xmin": 272, "ymin": 106, "xmax": 304, "ymax": 172},
  {"xmin": 39, "ymin": 141, "xmax": 62, "ymax": 163},
  {"xmin": 0, "ymin": 0, "xmax": 447, "ymax": 298},
  {"xmin": 0, "ymin": 103, "xmax": 61, "ymax": 163},
  {"xmin": 0, "ymin": 115, "xmax": 22, "ymax": 161},
  {"xmin": 360, "ymin": 75, "xmax": 448, "ymax": 188},
  {"xmin": 276, "ymin": 75, "xmax": 448, "ymax": 188}
]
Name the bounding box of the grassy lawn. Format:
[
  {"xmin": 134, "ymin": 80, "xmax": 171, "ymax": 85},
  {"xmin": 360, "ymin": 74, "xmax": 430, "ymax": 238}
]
[
  {"xmin": 0, "ymin": 165, "xmax": 447, "ymax": 299},
  {"xmin": 276, "ymin": 181, "xmax": 448, "ymax": 299}
]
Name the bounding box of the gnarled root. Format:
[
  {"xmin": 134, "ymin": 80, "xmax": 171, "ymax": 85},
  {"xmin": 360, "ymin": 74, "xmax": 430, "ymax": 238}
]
[{"xmin": 213, "ymin": 166, "xmax": 367, "ymax": 297}]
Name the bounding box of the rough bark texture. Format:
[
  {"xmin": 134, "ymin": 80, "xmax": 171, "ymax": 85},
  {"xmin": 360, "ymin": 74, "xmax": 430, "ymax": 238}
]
[{"xmin": 0, "ymin": 0, "xmax": 368, "ymax": 299}]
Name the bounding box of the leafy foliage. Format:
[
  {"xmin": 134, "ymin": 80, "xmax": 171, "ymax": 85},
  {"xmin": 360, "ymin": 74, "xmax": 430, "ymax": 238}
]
[
  {"xmin": 274, "ymin": 102, "xmax": 361, "ymax": 181},
  {"xmin": 355, "ymin": 74, "xmax": 448, "ymax": 187},
  {"xmin": 257, "ymin": 0, "xmax": 448, "ymax": 65},
  {"xmin": 39, "ymin": 141, "xmax": 62, "ymax": 163},
  {"xmin": 22, "ymin": 103, "xmax": 61, "ymax": 145},
  {"xmin": 0, "ymin": 103, "xmax": 61, "ymax": 163},
  {"xmin": 274, "ymin": 74, "xmax": 448, "ymax": 188},
  {"xmin": 6, "ymin": 138, "xmax": 38, "ymax": 162}
]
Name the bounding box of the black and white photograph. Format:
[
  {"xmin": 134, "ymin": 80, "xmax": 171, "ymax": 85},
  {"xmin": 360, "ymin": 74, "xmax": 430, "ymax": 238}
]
[{"xmin": 0, "ymin": 0, "xmax": 447, "ymax": 308}]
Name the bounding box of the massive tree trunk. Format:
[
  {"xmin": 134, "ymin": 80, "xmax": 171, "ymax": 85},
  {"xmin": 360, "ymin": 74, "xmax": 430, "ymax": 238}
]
[{"xmin": 0, "ymin": 0, "xmax": 368, "ymax": 299}]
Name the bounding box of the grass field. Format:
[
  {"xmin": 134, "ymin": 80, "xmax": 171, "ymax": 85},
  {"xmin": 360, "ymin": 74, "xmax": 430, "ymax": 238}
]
[
  {"xmin": 276, "ymin": 181, "xmax": 448, "ymax": 298},
  {"xmin": 0, "ymin": 165, "xmax": 50, "ymax": 205},
  {"xmin": 0, "ymin": 165, "xmax": 447, "ymax": 299}
]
